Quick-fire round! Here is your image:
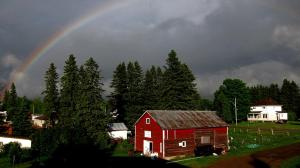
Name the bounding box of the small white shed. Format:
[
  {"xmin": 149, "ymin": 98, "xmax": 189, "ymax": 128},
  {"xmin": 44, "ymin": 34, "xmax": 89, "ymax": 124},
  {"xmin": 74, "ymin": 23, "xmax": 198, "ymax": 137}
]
[{"xmin": 108, "ymin": 123, "xmax": 129, "ymax": 140}]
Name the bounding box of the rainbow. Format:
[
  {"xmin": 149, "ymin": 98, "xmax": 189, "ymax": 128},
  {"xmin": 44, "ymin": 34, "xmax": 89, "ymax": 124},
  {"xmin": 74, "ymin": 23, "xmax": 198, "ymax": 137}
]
[{"xmin": 1, "ymin": 0, "xmax": 131, "ymax": 93}]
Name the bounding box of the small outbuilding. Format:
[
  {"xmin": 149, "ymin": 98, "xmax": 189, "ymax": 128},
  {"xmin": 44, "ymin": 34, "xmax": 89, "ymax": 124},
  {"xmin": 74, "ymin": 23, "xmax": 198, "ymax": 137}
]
[
  {"xmin": 135, "ymin": 110, "xmax": 229, "ymax": 159},
  {"xmin": 108, "ymin": 123, "xmax": 129, "ymax": 140}
]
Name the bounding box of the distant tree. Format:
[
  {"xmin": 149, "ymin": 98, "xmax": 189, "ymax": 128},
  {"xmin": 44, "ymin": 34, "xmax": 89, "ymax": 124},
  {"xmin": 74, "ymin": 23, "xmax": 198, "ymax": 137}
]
[
  {"xmin": 269, "ymin": 83, "xmax": 280, "ymax": 103},
  {"xmin": 161, "ymin": 50, "xmax": 200, "ymax": 110},
  {"xmin": 30, "ymin": 97, "xmax": 45, "ymax": 115},
  {"xmin": 42, "ymin": 63, "xmax": 59, "ymax": 118},
  {"xmin": 12, "ymin": 97, "xmax": 32, "ymax": 137},
  {"xmin": 200, "ymin": 98, "xmax": 213, "ymax": 110},
  {"xmin": 110, "ymin": 62, "xmax": 128, "ymax": 121},
  {"xmin": 7, "ymin": 83, "xmax": 18, "ymax": 121},
  {"xmin": 59, "ymin": 55, "xmax": 79, "ymax": 129},
  {"xmin": 214, "ymin": 79, "xmax": 250, "ymax": 122},
  {"xmin": 280, "ymin": 79, "xmax": 300, "ymax": 118},
  {"xmin": 214, "ymin": 91, "xmax": 232, "ymax": 123},
  {"xmin": 77, "ymin": 57, "xmax": 111, "ymax": 147},
  {"xmin": 124, "ymin": 61, "xmax": 144, "ymax": 128},
  {"xmin": 2, "ymin": 90, "xmax": 10, "ymax": 111}
]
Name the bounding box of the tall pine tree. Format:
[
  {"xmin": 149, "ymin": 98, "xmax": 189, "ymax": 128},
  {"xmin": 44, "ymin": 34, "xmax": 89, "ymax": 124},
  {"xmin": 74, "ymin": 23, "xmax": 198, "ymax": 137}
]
[
  {"xmin": 7, "ymin": 83, "xmax": 17, "ymax": 121},
  {"xmin": 110, "ymin": 62, "xmax": 128, "ymax": 121},
  {"xmin": 59, "ymin": 55, "xmax": 79, "ymax": 129},
  {"xmin": 124, "ymin": 61, "xmax": 144, "ymax": 128},
  {"xmin": 42, "ymin": 63, "xmax": 59, "ymax": 118},
  {"xmin": 77, "ymin": 57, "xmax": 111, "ymax": 147},
  {"xmin": 161, "ymin": 50, "xmax": 200, "ymax": 110},
  {"xmin": 12, "ymin": 97, "xmax": 32, "ymax": 137}
]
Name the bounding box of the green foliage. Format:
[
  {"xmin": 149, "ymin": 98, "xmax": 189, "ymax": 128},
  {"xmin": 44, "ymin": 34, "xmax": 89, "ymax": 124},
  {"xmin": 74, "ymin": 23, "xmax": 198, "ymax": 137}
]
[
  {"xmin": 214, "ymin": 91, "xmax": 232, "ymax": 123},
  {"xmin": 124, "ymin": 61, "xmax": 144, "ymax": 129},
  {"xmin": 2, "ymin": 90, "xmax": 10, "ymax": 111},
  {"xmin": 5, "ymin": 142, "xmax": 22, "ymax": 164},
  {"xmin": 214, "ymin": 79, "xmax": 250, "ymax": 122},
  {"xmin": 12, "ymin": 97, "xmax": 32, "ymax": 137},
  {"xmin": 7, "ymin": 83, "xmax": 18, "ymax": 121},
  {"xmin": 30, "ymin": 97, "xmax": 45, "ymax": 115},
  {"xmin": 161, "ymin": 50, "xmax": 200, "ymax": 110},
  {"xmin": 110, "ymin": 62, "xmax": 128, "ymax": 121},
  {"xmin": 281, "ymin": 79, "xmax": 300, "ymax": 118},
  {"xmin": 42, "ymin": 63, "xmax": 59, "ymax": 118},
  {"xmin": 288, "ymin": 111, "xmax": 298, "ymax": 121},
  {"xmin": 59, "ymin": 54, "xmax": 79, "ymax": 129}
]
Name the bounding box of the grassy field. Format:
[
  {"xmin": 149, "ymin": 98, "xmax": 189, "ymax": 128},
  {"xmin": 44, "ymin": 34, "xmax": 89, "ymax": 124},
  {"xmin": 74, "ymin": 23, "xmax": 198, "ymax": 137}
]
[
  {"xmin": 177, "ymin": 121, "xmax": 300, "ymax": 168},
  {"xmin": 0, "ymin": 155, "xmax": 31, "ymax": 168}
]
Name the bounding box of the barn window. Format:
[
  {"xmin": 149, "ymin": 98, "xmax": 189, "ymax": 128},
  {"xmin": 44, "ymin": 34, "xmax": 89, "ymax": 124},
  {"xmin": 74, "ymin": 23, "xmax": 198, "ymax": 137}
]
[
  {"xmin": 179, "ymin": 141, "xmax": 186, "ymax": 147},
  {"xmin": 201, "ymin": 136, "xmax": 210, "ymax": 144},
  {"xmin": 146, "ymin": 118, "xmax": 150, "ymax": 124},
  {"xmin": 144, "ymin": 131, "xmax": 151, "ymax": 138}
]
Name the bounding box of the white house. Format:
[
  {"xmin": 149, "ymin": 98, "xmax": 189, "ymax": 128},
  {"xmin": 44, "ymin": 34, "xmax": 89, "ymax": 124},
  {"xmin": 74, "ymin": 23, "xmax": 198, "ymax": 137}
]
[
  {"xmin": 32, "ymin": 114, "xmax": 48, "ymax": 128},
  {"xmin": 108, "ymin": 123, "xmax": 129, "ymax": 140},
  {"xmin": 0, "ymin": 137, "xmax": 31, "ymax": 148},
  {"xmin": 248, "ymin": 98, "xmax": 288, "ymax": 122}
]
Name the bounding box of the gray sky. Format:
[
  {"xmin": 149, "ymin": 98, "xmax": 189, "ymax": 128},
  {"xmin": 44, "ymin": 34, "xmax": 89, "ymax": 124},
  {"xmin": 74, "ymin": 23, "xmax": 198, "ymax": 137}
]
[{"xmin": 1, "ymin": 0, "xmax": 300, "ymax": 99}]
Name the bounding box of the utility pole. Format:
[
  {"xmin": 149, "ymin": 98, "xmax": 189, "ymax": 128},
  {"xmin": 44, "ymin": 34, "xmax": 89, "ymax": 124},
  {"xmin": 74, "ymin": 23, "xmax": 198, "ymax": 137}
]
[{"xmin": 234, "ymin": 97, "xmax": 237, "ymax": 126}]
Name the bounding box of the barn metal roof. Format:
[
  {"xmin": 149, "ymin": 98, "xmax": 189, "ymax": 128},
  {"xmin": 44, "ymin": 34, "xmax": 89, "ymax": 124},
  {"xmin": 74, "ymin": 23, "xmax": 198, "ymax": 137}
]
[
  {"xmin": 108, "ymin": 123, "xmax": 128, "ymax": 131},
  {"xmin": 146, "ymin": 110, "xmax": 228, "ymax": 129}
]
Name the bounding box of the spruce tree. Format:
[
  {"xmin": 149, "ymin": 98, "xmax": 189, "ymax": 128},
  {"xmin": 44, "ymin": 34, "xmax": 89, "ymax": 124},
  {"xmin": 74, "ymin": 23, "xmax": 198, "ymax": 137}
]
[
  {"xmin": 77, "ymin": 57, "xmax": 110, "ymax": 147},
  {"xmin": 12, "ymin": 97, "xmax": 32, "ymax": 137},
  {"xmin": 110, "ymin": 62, "xmax": 128, "ymax": 121},
  {"xmin": 2, "ymin": 90, "xmax": 10, "ymax": 111},
  {"xmin": 280, "ymin": 79, "xmax": 300, "ymax": 118},
  {"xmin": 42, "ymin": 63, "xmax": 59, "ymax": 118},
  {"xmin": 124, "ymin": 61, "xmax": 144, "ymax": 128},
  {"xmin": 59, "ymin": 55, "xmax": 79, "ymax": 129},
  {"xmin": 7, "ymin": 83, "xmax": 17, "ymax": 121},
  {"xmin": 161, "ymin": 50, "xmax": 200, "ymax": 110}
]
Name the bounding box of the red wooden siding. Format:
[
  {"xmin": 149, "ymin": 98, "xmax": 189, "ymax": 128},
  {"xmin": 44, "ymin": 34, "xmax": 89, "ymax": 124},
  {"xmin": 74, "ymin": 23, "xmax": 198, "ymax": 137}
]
[{"xmin": 135, "ymin": 112, "xmax": 163, "ymax": 158}]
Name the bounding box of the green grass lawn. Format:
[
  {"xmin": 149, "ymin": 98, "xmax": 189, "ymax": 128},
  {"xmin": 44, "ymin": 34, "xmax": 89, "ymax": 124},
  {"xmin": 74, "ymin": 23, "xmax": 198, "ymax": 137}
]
[
  {"xmin": 177, "ymin": 121, "xmax": 300, "ymax": 168},
  {"xmin": 0, "ymin": 155, "xmax": 31, "ymax": 168}
]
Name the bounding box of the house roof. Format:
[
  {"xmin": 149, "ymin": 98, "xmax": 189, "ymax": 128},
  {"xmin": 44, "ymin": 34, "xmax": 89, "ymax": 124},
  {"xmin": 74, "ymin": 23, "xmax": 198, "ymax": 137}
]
[
  {"xmin": 253, "ymin": 98, "xmax": 281, "ymax": 106},
  {"xmin": 109, "ymin": 123, "xmax": 128, "ymax": 131},
  {"xmin": 34, "ymin": 115, "xmax": 48, "ymax": 120},
  {"xmin": 145, "ymin": 110, "xmax": 229, "ymax": 129}
]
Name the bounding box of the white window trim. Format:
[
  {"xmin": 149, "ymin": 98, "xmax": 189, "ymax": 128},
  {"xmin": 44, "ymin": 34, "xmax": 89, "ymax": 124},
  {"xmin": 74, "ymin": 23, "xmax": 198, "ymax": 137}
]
[
  {"xmin": 146, "ymin": 118, "xmax": 150, "ymax": 124},
  {"xmin": 179, "ymin": 141, "xmax": 186, "ymax": 147},
  {"xmin": 144, "ymin": 130, "xmax": 151, "ymax": 138}
]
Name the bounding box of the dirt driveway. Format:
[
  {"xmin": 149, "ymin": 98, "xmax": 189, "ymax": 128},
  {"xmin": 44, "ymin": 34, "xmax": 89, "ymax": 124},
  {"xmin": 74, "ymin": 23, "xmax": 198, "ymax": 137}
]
[{"xmin": 208, "ymin": 143, "xmax": 300, "ymax": 168}]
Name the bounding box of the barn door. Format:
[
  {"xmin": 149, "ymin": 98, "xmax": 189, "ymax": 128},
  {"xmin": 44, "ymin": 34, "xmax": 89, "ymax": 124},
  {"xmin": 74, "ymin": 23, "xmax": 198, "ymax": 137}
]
[{"xmin": 143, "ymin": 140, "xmax": 153, "ymax": 155}]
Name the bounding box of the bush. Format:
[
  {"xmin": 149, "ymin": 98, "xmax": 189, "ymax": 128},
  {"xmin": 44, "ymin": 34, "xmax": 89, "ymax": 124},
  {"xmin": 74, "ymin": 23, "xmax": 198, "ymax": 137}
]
[
  {"xmin": 4, "ymin": 142, "xmax": 22, "ymax": 164},
  {"xmin": 288, "ymin": 111, "xmax": 297, "ymax": 121}
]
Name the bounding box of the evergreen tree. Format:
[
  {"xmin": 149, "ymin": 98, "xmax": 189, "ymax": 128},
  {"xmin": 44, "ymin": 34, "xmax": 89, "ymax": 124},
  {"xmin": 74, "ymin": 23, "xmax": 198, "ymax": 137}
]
[
  {"xmin": 280, "ymin": 79, "xmax": 300, "ymax": 118},
  {"xmin": 12, "ymin": 97, "xmax": 32, "ymax": 137},
  {"xmin": 59, "ymin": 55, "xmax": 79, "ymax": 129},
  {"xmin": 2, "ymin": 90, "xmax": 10, "ymax": 111},
  {"xmin": 269, "ymin": 84, "xmax": 280, "ymax": 103},
  {"xmin": 110, "ymin": 62, "xmax": 128, "ymax": 121},
  {"xmin": 143, "ymin": 66, "xmax": 163, "ymax": 110},
  {"xmin": 7, "ymin": 83, "xmax": 17, "ymax": 121},
  {"xmin": 42, "ymin": 63, "xmax": 59, "ymax": 118},
  {"xmin": 77, "ymin": 57, "xmax": 110, "ymax": 147},
  {"xmin": 161, "ymin": 50, "xmax": 200, "ymax": 110},
  {"xmin": 214, "ymin": 91, "xmax": 232, "ymax": 123},
  {"xmin": 124, "ymin": 61, "xmax": 144, "ymax": 128}
]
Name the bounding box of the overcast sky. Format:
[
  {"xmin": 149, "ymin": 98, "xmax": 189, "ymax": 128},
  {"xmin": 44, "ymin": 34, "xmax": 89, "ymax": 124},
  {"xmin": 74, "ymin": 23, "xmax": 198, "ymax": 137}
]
[{"xmin": 1, "ymin": 0, "xmax": 300, "ymax": 99}]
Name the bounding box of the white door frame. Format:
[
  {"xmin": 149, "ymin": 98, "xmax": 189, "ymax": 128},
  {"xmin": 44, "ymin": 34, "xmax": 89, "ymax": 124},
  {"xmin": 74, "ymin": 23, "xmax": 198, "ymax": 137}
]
[{"xmin": 143, "ymin": 140, "xmax": 153, "ymax": 155}]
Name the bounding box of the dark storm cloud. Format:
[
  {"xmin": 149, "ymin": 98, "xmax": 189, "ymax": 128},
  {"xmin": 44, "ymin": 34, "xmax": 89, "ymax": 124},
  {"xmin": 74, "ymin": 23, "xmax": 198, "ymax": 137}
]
[{"xmin": 1, "ymin": 0, "xmax": 300, "ymax": 98}]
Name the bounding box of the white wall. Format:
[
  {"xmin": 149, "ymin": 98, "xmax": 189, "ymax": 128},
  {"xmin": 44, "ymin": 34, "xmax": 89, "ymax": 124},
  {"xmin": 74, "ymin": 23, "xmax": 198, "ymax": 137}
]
[
  {"xmin": 248, "ymin": 105, "xmax": 288, "ymax": 121},
  {"xmin": 109, "ymin": 131, "xmax": 127, "ymax": 139},
  {"xmin": 0, "ymin": 137, "xmax": 31, "ymax": 148}
]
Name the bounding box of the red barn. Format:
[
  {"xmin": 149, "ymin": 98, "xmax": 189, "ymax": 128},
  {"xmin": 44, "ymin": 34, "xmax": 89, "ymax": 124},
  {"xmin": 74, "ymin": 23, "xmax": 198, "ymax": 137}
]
[{"xmin": 135, "ymin": 110, "xmax": 229, "ymax": 159}]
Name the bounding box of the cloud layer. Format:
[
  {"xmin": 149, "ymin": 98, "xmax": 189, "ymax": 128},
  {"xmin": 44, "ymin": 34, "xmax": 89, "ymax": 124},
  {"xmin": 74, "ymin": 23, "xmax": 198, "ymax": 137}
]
[{"xmin": 1, "ymin": 0, "xmax": 300, "ymax": 98}]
